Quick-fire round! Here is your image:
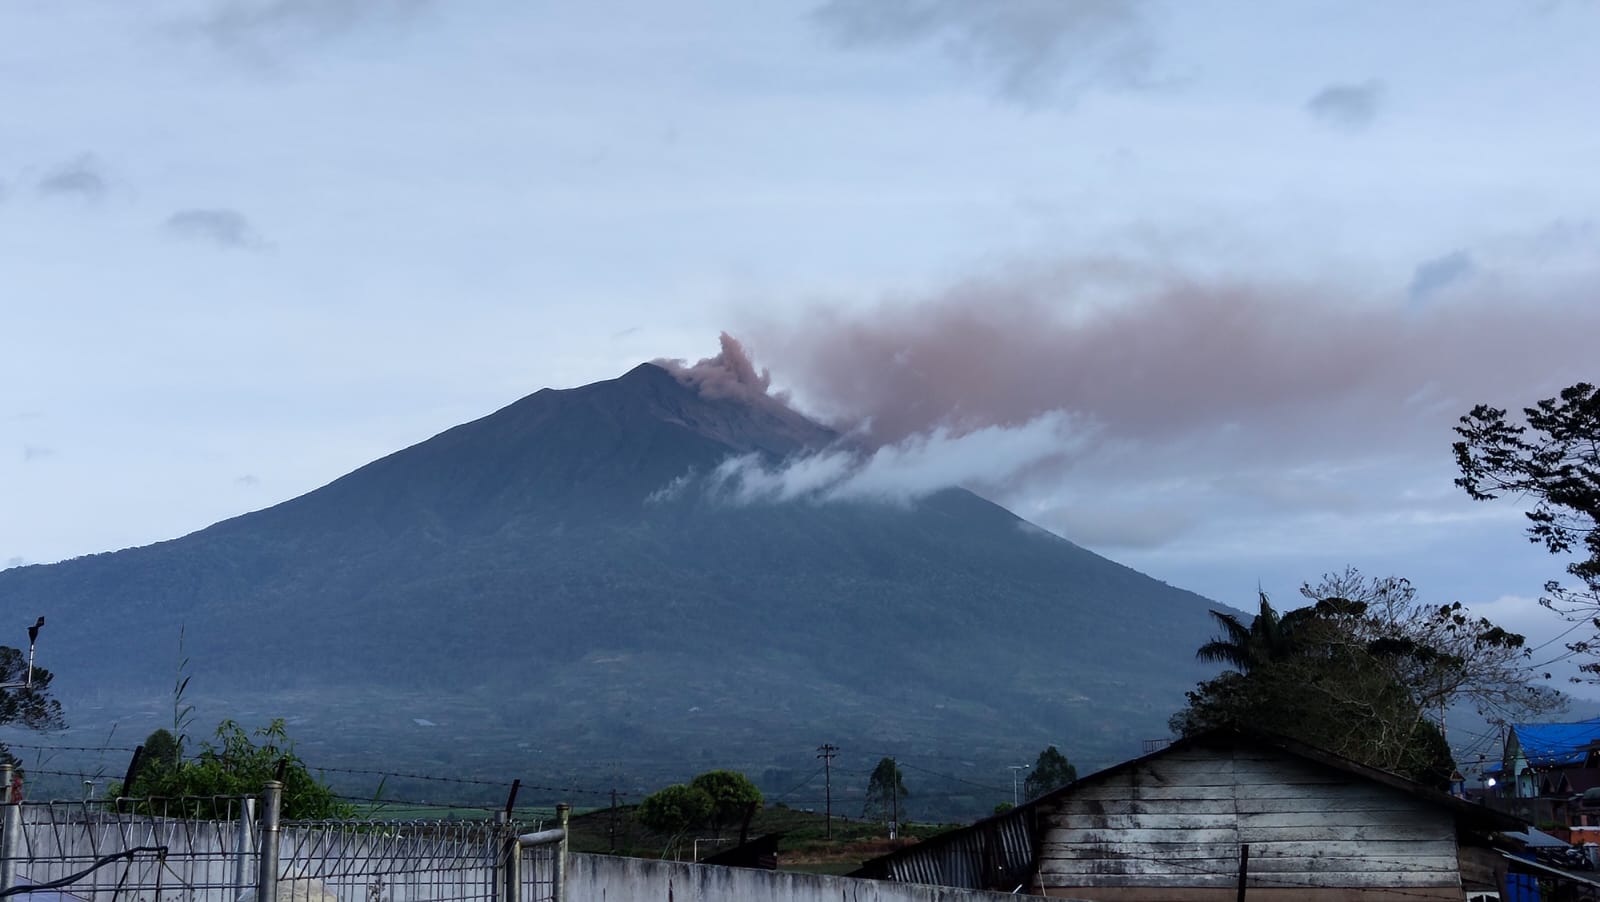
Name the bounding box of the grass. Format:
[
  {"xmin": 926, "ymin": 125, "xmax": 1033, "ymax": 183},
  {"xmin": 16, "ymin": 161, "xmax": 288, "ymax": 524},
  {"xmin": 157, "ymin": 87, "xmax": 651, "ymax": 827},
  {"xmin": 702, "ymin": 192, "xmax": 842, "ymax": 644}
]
[{"xmin": 564, "ymin": 802, "xmax": 956, "ymax": 872}]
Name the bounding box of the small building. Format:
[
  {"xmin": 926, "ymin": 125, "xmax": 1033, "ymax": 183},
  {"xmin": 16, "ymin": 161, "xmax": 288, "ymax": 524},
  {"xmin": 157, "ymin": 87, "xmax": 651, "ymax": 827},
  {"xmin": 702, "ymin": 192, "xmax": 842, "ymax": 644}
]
[
  {"xmin": 855, "ymin": 729, "xmax": 1522, "ymax": 901},
  {"xmin": 1496, "ymin": 717, "xmax": 1600, "ymax": 799}
]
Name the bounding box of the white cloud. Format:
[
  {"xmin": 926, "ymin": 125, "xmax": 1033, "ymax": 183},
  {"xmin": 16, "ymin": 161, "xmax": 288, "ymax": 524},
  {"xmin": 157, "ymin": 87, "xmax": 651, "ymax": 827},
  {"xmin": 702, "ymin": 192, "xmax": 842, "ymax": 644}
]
[{"xmin": 706, "ymin": 411, "xmax": 1093, "ymax": 505}]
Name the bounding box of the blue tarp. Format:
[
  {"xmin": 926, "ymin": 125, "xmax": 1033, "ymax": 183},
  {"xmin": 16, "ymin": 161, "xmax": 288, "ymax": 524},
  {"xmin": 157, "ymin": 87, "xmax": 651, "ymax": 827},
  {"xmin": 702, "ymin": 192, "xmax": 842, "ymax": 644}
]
[
  {"xmin": 1505, "ymin": 871, "xmax": 1541, "ymax": 902},
  {"xmin": 1514, "ymin": 718, "xmax": 1600, "ymax": 767}
]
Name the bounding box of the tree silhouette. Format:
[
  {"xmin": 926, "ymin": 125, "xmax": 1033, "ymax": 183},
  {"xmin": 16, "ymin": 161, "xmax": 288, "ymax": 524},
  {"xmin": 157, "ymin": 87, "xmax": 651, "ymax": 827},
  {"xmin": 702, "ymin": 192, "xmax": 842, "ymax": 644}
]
[
  {"xmin": 1195, "ymin": 593, "xmax": 1317, "ymax": 674},
  {"xmin": 863, "ymin": 758, "xmax": 908, "ymax": 824},
  {"xmin": 1022, "ymin": 746, "xmax": 1077, "ymax": 800},
  {"xmin": 1455, "ymin": 382, "xmax": 1600, "ymax": 676}
]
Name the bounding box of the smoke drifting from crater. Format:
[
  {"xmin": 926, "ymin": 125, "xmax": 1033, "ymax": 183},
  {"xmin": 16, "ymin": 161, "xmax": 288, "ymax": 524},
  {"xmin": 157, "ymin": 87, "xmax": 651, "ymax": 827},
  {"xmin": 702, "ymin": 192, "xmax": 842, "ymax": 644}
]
[
  {"xmin": 685, "ymin": 259, "xmax": 1600, "ymax": 553},
  {"xmin": 748, "ymin": 268, "xmax": 1600, "ymax": 455},
  {"xmin": 655, "ymin": 332, "xmax": 793, "ymax": 410}
]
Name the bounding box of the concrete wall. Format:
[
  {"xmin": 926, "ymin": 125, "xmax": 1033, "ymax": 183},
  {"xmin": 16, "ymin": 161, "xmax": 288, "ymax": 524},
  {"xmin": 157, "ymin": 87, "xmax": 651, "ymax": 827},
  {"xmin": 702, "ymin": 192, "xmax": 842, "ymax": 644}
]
[{"xmin": 567, "ymin": 853, "xmax": 1051, "ymax": 902}]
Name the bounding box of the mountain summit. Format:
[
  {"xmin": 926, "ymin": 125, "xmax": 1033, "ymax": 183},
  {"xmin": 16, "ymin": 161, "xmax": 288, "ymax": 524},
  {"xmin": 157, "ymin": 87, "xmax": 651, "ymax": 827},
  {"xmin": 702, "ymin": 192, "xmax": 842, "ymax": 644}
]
[{"xmin": 0, "ymin": 357, "xmax": 1222, "ymax": 795}]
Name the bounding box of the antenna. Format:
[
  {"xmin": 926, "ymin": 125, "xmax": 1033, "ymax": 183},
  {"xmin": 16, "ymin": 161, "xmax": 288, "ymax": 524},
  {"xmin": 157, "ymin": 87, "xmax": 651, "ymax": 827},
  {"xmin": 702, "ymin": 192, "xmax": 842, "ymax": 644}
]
[{"xmin": 0, "ymin": 617, "xmax": 44, "ymax": 691}]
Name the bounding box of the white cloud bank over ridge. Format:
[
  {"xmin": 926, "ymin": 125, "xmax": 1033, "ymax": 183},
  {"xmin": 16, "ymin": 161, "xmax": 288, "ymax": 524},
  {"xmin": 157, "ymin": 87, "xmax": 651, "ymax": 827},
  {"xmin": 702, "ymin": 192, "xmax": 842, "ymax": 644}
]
[{"xmin": 704, "ymin": 410, "xmax": 1093, "ymax": 505}]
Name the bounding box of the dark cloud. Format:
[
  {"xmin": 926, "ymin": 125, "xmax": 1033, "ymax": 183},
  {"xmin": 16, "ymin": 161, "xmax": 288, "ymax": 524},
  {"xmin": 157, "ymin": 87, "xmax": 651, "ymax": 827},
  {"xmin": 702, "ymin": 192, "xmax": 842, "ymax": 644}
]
[
  {"xmin": 235, "ymin": 474, "xmax": 261, "ymax": 487},
  {"xmin": 35, "ymin": 155, "xmax": 109, "ymax": 201},
  {"xmin": 1306, "ymin": 80, "xmax": 1385, "ymax": 131},
  {"xmin": 813, "ymin": 0, "xmax": 1157, "ymax": 105},
  {"xmin": 165, "ymin": 208, "xmax": 264, "ymax": 249},
  {"xmin": 1408, "ymin": 250, "xmax": 1476, "ymax": 303},
  {"xmin": 3, "ymin": 557, "xmax": 24, "ymax": 570},
  {"xmin": 192, "ymin": 0, "xmax": 432, "ymax": 53},
  {"xmin": 22, "ymin": 445, "xmax": 56, "ymax": 462}
]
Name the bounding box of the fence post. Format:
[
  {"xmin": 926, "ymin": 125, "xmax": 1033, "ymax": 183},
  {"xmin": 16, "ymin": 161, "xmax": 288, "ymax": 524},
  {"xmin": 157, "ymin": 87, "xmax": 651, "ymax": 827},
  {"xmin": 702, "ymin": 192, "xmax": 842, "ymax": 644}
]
[
  {"xmin": 495, "ymin": 811, "xmax": 520, "ymax": 902},
  {"xmin": 553, "ymin": 804, "xmax": 569, "ymax": 902},
  {"xmin": 234, "ymin": 796, "xmax": 257, "ymax": 901},
  {"xmin": 258, "ymin": 780, "xmax": 283, "ymax": 902},
  {"xmin": 0, "ymin": 764, "xmax": 15, "ymax": 896}
]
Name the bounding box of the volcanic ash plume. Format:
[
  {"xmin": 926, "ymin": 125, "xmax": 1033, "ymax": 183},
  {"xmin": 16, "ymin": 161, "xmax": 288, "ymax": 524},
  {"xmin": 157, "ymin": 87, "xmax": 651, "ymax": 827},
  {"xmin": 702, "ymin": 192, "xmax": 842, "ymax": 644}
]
[
  {"xmin": 654, "ymin": 332, "xmax": 1093, "ymax": 505},
  {"xmin": 654, "ymin": 332, "xmax": 789, "ymax": 409}
]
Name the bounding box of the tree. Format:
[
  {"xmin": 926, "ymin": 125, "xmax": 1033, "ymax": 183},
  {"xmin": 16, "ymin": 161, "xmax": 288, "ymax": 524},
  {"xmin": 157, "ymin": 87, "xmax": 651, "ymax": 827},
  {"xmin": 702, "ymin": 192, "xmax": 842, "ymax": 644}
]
[
  {"xmin": 1195, "ymin": 593, "xmax": 1317, "ymax": 674},
  {"xmin": 1454, "ymin": 383, "xmax": 1600, "ymax": 676},
  {"xmin": 1022, "ymin": 746, "xmax": 1077, "ymax": 800},
  {"xmin": 636, "ymin": 783, "xmax": 714, "ymax": 856},
  {"xmin": 1301, "ymin": 569, "xmax": 1562, "ymax": 720},
  {"xmin": 141, "ymin": 728, "xmax": 182, "ymax": 770},
  {"xmin": 120, "ymin": 719, "xmax": 345, "ymax": 819},
  {"xmin": 1172, "ymin": 571, "xmax": 1559, "ymax": 786},
  {"xmin": 863, "ymin": 757, "xmax": 908, "ymax": 824},
  {"xmin": 687, "ymin": 770, "xmax": 762, "ymax": 839},
  {"xmin": 0, "ymin": 644, "xmax": 65, "ymax": 770}
]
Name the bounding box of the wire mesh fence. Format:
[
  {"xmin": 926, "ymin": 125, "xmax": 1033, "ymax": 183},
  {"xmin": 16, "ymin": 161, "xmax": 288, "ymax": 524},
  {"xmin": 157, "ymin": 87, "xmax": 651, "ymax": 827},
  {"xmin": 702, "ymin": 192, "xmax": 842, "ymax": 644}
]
[
  {"xmin": 0, "ymin": 798, "xmax": 565, "ymax": 902},
  {"xmin": 276, "ymin": 820, "xmax": 499, "ymax": 902},
  {"xmin": 517, "ymin": 834, "xmax": 562, "ymax": 902},
  {"xmin": 9, "ymin": 798, "xmax": 256, "ymax": 902}
]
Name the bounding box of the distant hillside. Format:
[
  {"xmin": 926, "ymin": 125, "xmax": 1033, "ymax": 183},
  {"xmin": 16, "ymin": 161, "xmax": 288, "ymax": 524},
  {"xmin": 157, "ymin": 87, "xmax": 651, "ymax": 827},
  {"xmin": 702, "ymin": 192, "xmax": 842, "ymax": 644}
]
[{"xmin": 0, "ymin": 362, "xmax": 1226, "ymax": 805}]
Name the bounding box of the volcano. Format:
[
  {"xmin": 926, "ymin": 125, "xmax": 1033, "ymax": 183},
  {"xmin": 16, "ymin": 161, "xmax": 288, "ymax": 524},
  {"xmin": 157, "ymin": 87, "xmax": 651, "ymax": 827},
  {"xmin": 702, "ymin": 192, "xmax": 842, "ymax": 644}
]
[{"xmin": 0, "ymin": 359, "xmax": 1224, "ymax": 803}]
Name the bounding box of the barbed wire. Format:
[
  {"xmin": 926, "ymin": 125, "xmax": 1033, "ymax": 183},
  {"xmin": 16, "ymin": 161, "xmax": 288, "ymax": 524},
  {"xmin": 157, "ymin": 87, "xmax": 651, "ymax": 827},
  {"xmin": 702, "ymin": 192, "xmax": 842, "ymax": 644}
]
[{"xmin": 1, "ymin": 742, "xmax": 137, "ymax": 753}]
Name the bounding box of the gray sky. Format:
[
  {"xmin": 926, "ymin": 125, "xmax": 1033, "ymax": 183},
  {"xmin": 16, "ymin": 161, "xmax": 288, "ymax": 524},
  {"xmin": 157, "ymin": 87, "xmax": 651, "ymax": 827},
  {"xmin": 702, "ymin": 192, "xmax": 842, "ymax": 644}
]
[{"xmin": 5, "ymin": 0, "xmax": 1599, "ymax": 686}]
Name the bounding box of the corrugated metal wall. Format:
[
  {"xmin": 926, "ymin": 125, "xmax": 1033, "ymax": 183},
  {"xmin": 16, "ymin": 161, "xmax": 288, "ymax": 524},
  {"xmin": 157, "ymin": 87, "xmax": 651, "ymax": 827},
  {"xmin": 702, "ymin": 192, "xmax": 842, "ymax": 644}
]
[{"xmin": 862, "ymin": 807, "xmax": 1039, "ymax": 892}]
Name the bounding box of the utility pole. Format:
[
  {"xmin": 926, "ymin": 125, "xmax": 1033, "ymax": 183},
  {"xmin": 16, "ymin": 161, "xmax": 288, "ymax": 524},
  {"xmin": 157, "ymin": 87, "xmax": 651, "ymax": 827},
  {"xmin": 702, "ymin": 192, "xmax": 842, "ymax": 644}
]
[
  {"xmin": 816, "ymin": 744, "xmax": 838, "ymax": 839},
  {"xmin": 889, "ymin": 757, "xmax": 899, "ymax": 840},
  {"xmin": 1009, "ymin": 765, "xmax": 1029, "ymax": 807},
  {"xmin": 608, "ymin": 789, "xmax": 618, "ymax": 853}
]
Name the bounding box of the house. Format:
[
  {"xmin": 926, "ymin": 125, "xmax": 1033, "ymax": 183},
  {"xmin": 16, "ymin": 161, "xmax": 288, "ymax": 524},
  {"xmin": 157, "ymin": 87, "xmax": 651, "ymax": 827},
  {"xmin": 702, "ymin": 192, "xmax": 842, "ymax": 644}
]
[
  {"xmin": 1495, "ymin": 718, "xmax": 1600, "ymax": 799},
  {"xmin": 1481, "ymin": 718, "xmax": 1600, "ymax": 836},
  {"xmin": 854, "ymin": 729, "xmax": 1523, "ymax": 901}
]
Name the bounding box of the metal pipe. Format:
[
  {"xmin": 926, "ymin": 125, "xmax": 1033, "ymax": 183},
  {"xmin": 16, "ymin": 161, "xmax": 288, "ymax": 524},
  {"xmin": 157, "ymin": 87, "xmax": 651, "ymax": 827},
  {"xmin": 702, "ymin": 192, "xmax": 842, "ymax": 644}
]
[
  {"xmin": 516, "ymin": 829, "xmax": 566, "ymax": 846},
  {"xmin": 0, "ymin": 764, "xmax": 15, "ymax": 895},
  {"xmin": 496, "ymin": 811, "xmax": 520, "ymax": 902},
  {"xmin": 553, "ymin": 805, "xmax": 570, "ymax": 902},
  {"xmin": 257, "ymin": 781, "xmax": 282, "ymax": 902},
  {"xmin": 233, "ymin": 796, "xmax": 256, "ymax": 901}
]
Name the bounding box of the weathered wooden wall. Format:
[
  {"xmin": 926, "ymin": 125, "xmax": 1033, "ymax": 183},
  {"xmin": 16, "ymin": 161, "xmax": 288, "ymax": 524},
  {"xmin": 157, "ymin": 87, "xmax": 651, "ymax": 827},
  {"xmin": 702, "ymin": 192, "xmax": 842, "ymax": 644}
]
[{"xmin": 1034, "ymin": 744, "xmax": 1462, "ymax": 901}]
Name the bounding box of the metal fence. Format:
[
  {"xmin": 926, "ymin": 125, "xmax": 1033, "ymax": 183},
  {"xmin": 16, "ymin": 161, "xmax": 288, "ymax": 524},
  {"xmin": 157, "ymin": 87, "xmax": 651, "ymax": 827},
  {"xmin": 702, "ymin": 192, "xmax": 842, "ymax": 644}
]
[
  {"xmin": 516, "ymin": 824, "xmax": 567, "ymax": 902},
  {"xmin": 6, "ymin": 797, "xmax": 255, "ymax": 902},
  {"xmin": 276, "ymin": 819, "xmax": 499, "ymax": 902},
  {"xmin": 0, "ymin": 774, "xmax": 569, "ymax": 902}
]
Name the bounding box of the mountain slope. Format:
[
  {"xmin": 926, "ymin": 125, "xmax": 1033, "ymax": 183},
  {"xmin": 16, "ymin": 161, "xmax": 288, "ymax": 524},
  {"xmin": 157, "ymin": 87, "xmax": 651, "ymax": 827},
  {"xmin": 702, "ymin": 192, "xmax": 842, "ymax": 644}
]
[{"xmin": 0, "ymin": 363, "xmax": 1225, "ymax": 789}]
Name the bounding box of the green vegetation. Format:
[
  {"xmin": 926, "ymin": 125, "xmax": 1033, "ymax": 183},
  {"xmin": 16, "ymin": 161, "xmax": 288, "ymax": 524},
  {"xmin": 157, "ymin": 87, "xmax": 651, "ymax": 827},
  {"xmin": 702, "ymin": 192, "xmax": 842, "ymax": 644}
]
[
  {"xmin": 1021, "ymin": 746, "xmax": 1076, "ymax": 801},
  {"xmin": 689, "ymin": 769, "xmax": 763, "ymax": 837},
  {"xmin": 565, "ymin": 800, "xmax": 953, "ymax": 870},
  {"xmin": 1171, "ymin": 570, "xmax": 1556, "ymax": 786},
  {"xmin": 120, "ymin": 719, "xmax": 347, "ymax": 819},
  {"xmin": 1455, "ymin": 382, "xmax": 1600, "ymax": 675},
  {"xmin": 636, "ymin": 769, "xmax": 764, "ymax": 855},
  {"xmin": 0, "ymin": 646, "xmax": 64, "ymax": 770},
  {"xmin": 863, "ymin": 758, "xmax": 909, "ymax": 823},
  {"xmin": 637, "ymin": 784, "xmax": 713, "ymax": 840}
]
